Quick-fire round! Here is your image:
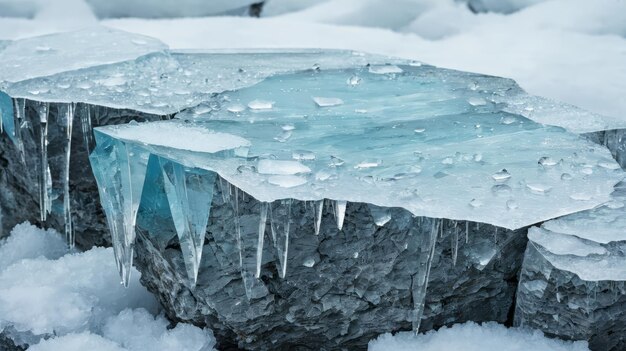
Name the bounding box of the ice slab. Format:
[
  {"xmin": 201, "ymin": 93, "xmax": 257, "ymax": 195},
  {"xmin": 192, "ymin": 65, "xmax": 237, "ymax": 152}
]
[
  {"xmin": 0, "ymin": 28, "xmax": 618, "ymax": 133},
  {"xmin": 528, "ymin": 184, "xmax": 626, "ymax": 281},
  {"xmin": 93, "ymin": 64, "xmax": 624, "ymax": 232},
  {"xmin": 0, "ymin": 27, "xmax": 167, "ymax": 83}
]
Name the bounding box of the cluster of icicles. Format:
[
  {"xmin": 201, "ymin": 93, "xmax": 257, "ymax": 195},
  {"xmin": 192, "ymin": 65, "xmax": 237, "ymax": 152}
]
[{"xmin": 1, "ymin": 99, "xmax": 96, "ymax": 247}]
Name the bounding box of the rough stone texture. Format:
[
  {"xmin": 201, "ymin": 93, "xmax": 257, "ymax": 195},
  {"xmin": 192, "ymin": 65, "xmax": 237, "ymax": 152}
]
[
  {"xmin": 514, "ymin": 242, "xmax": 626, "ymax": 351},
  {"xmin": 585, "ymin": 129, "xmax": 626, "ymax": 170},
  {"xmin": 0, "ymin": 101, "xmax": 164, "ymax": 249},
  {"xmin": 135, "ymin": 174, "xmax": 527, "ymax": 350}
]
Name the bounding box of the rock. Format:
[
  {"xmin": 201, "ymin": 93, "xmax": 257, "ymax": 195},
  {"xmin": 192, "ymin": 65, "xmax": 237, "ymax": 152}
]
[
  {"xmin": 134, "ymin": 175, "xmax": 527, "ymax": 350},
  {"xmin": 0, "ymin": 100, "xmax": 162, "ymax": 248},
  {"xmin": 514, "ymin": 184, "xmax": 626, "ymax": 351}
]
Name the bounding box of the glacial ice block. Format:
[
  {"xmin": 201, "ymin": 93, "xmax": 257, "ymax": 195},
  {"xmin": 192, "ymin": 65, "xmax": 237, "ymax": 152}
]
[
  {"xmin": 0, "ymin": 27, "xmax": 167, "ymax": 83},
  {"xmin": 93, "ymin": 64, "xmax": 624, "ymax": 233},
  {"xmin": 515, "ymin": 183, "xmax": 626, "ymax": 350}
]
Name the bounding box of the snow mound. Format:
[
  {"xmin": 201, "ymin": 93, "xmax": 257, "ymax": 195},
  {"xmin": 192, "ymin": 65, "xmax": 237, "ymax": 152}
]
[{"xmin": 368, "ymin": 322, "xmax": 590, "ymax": 351}]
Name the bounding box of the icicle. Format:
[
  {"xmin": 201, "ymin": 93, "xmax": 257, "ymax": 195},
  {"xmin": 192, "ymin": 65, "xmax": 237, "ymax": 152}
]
[
  {"xmin": 476, "ymin": 222, "xmax": 480, "ymax": 230},
  {"xmin": 89, "ymin": 138, "xmax": 149, "ymax": 287},
  {"xmin": 270, "ymin": 199, "xmax": 291, "ymax": 278},
  {"xmin": 218, "ymin": 177, "xmax": 230, "ymax": 203},
  {"xmin": 11, "ymin": 99, "xmax": 26, "ymax": 165},
  {"xmin": 161, "ymin": 159, "xmax": 216, "ymax": 287},
  {"xmin": 412, "ymin": 218, "xmax": 439, "ymax": 332},
  {"xmin": 452, "ymin": 223, "xmax": 459, "ymax": 266},
  {"xmin": 465, "ymin": 221, "xmax": 469, "ymax": 243},
  {"xmin": 60, "ymin": 103, "xmax": 75, "ymax": 247},
  {"xmin": 36, "ymin": 102, "xmax": 50, "ymax": 222},
  {"xmin": 314, "ymin": 199, "xmax": 324, "ymax": 235},
  {"xmin": 256, "ymin": 202, "xmax": 268, "ymax": 278},
  {"xmin": 494, "ymin": 226, "xmax": 498, "ymax": 245},
  {"xmin": 333, "ymin": 200, "xmax": 347, "ymax": 230},
  {"xmin": 80, "ymin": 104, "xmax": 94, "ymax": 152}
]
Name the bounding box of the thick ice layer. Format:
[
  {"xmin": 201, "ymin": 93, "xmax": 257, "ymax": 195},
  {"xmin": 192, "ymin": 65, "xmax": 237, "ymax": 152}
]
[
  {"xmin": 2, "ymin": 48, "xmax": 406, "ymax": 115},
  {"xmin": 0, "ymin": 28, "xmax": 618, "ymax": 133},
  {"xmin": 95, "ymin": 65, "xmax": 624, "ymax": 232},
  {"xmin": 527, "ymin": 184, "xmax": 626, "ymax": 281},
  {"xmin": 0, "ymin": 27, "xmax": 167, "ymax": 83}
]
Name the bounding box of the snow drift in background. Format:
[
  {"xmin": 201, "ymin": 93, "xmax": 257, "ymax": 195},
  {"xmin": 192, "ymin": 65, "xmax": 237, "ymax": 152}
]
[
  {"xmin": 0, "ymin": 223, "xmax": 216, "ymax": 350},
  {"xmin": 369, "ymin": 322, "xmax": 590, "ymax": 351}
]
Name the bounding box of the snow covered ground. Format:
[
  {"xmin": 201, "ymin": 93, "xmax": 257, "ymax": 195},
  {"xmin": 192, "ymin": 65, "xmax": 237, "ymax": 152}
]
[
  {"xmin": 0, "ymin": 223, "xmax": 216, "ymax": 350},
  {"xmin": 0, "ymin": 223, "xmax": 589, "ymax": 350}
]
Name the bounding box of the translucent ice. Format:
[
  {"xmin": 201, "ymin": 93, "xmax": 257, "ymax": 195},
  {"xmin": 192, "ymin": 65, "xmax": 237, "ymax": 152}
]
[{"xmin": 93, "ymin": 65, "xmax": 623, "ymax": 231}]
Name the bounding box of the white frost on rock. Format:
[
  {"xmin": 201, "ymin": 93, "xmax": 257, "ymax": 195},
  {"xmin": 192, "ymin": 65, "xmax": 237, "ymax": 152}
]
[{"xmin": 368, "ymin": 322, "xmax": 589, "ymax": 351}]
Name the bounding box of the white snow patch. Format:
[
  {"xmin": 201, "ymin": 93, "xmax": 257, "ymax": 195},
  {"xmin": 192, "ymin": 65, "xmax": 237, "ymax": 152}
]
[
  {"xmin": 368, "ymin": 322, "xmax": 589, "ymax": 351},
  {"xmin": 0, "ymin": 223, "xmax": 215, "ymax": 350}
]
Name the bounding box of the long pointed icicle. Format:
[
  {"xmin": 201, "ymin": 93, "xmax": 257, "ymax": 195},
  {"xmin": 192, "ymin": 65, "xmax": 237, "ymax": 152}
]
[
  {"xmin": 60, "ymin": 103, "xmax": 75, "ymax": 247},
  {"xmin": 452, "ymin": 223, "xmax": 459, "ymax": 266},
  {"xmin": 314, "ymin": 200, "xmax": 324, "ymax": 235},
  {"xmin": 80, "ymin": 104, "xmax": 94, "ymax": 152},
  {"xmin": 412, "ymin": 218, "xmax": 439, "ymax": 332},
  {"xmin": 36, "ymin": 102, "xmax": 50, "ymax": 222},
  {"xmin": 270, "ymin": 199, "xmax": 291, "ymax": 278},
  {"xmin": 161, "ymin": 159, "xmax": 215, "ymax": 287},
  {"xmin": 333, "ymin": 200, "xmax": 347, "ymax": 230},
  {"xmin": 89, "ymin": 134, "xmax": 149, "ymax": 287},
  {"xmin": 256, "ymin": 202, "xmax": 268, "ymax": 278}
]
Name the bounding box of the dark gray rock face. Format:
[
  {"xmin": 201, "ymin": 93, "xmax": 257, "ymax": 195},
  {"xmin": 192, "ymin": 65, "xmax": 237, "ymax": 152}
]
[
  {"xmin": 0, "ymin": 100, "xmax": 163, "ymax": 249},
  {"xmin": 135, "ymin": 175, "xmax": 527, "ymax": 350},
  {"xmin": 514, "ymin": 242, "xmax": 626, "ymax": 351}
]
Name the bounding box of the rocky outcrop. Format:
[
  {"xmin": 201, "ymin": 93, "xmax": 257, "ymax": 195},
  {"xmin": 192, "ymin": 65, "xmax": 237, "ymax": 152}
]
[{"xmin": 134, "ymin": 175, "xmax": 527, "ymax": 350}]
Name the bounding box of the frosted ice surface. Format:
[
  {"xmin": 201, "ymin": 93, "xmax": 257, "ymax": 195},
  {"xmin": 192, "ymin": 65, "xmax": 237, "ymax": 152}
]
[
  {"xmin": 0, "ymin": 27, "xmax": 167, "ymax": 83},
  {"xmin": 94, "ymin": 65, "xmax": 624, "ymax": 230},
  {"xmin": 529, "ymin": 184, "xmax": 626, "ymax": 281}
]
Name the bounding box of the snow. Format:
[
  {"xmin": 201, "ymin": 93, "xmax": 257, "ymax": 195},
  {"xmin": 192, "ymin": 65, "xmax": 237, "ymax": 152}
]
[
  {"xmin": 0, "ymin": 223, "xmax": 215, "ymax": 350},
  {"xmin": 368, "ymin": 322, "xmax": 589, "ymax": 351}
]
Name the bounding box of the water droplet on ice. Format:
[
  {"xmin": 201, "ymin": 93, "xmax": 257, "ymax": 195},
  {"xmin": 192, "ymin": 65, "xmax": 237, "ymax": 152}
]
[
  {"xmin": 355, "ymin": 160, "xmax": 381, "ymax": 169},
  {"xmin": 526, "ymin": 183, "xmax": 552, "ymax": 194},
  {"xmin": 538, "ymin": 157, "xmax": 557, "ymax": 167},
  {"xmin": 347, "ymin": 75, "xmax": 362, "ymax": 86},
  {"xmin": 56, "ymin": 83, "xmax": 71, "ymax": 89},
  {"xmin": 492, "ymin": 184, "xmax": 512, "ymax": 196},
  {"xmin": 598, "ymin": 161, "xmax": 620, "ymax": 170},
  {"xmin": 99, "ymin": 76, "xmax": 126, "ymax": 87},
  {"xmin": 501, "ymin": 116, "xmax": 517, "ymax": 125},
  {"xmin": 369, "ymin": 65, "xmax": 403, "ymax": 74},
  {"xmin": 414, "ymin": 128, "xmax": 426, "ymax": 133},
  {"xmin": 35, "ymin": 45, "xmax": 51, "ymax": 52},
  {"xmin": 473, "ymin": 153, "xmax": 483, "ymax": 162},
  {"xmin": 281, "ymin": 124, "xmax": 295, "ymax": 131},
  {"xmin": 441, "ymin": 157, "xmax": 454, "ymax": 165},
  {"xmin": 313, "ymin": 96, "xmax": 344, "ymax": 107},
  {"xmin": 468, "ymin": 97, "xmax": 487, "ymax": 106},
  {"xmin": 292, "ymin": 150, "xmax": 316, "ymax": 161},
  {"xmin": 248, "ymin": 99, "xmax": 274, "ymax": 110},
  {"xmin": 561, "ymin": 173, "xmax": 573, "ymax": 180},
  {"xmin": 227, "ymin": 103, "xmax": 246, "ymax": 113},
  {"xmin": 469, "ymin": 199, "xmax": 483, "ymax": 208},
  {"xmin": 492, "ymin": 169, "xmax": 511, "ymax": 182},
  {"xmin": 77, "ymin": 82, "xmax": 93, "ymax": 90},
  {"xmin": 581, "ymin": 167, "xmax": 593, "ymax": 175},
  {"xmin": 329, "ymin": 156, "xmax": 345, "ymax": 167},
  {"xmin": 506, "ymin": 199, "xmax": 518, "ymax": 210}
]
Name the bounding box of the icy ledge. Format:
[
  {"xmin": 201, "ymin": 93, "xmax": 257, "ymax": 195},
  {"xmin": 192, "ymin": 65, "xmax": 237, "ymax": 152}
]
[
  {"xmin": 91, "ymin": 62, "xmax": 623, "ymax": 293},
  {"xmin": 515, "ymin": 183, "xmax": 626, "ymax": 350}
]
